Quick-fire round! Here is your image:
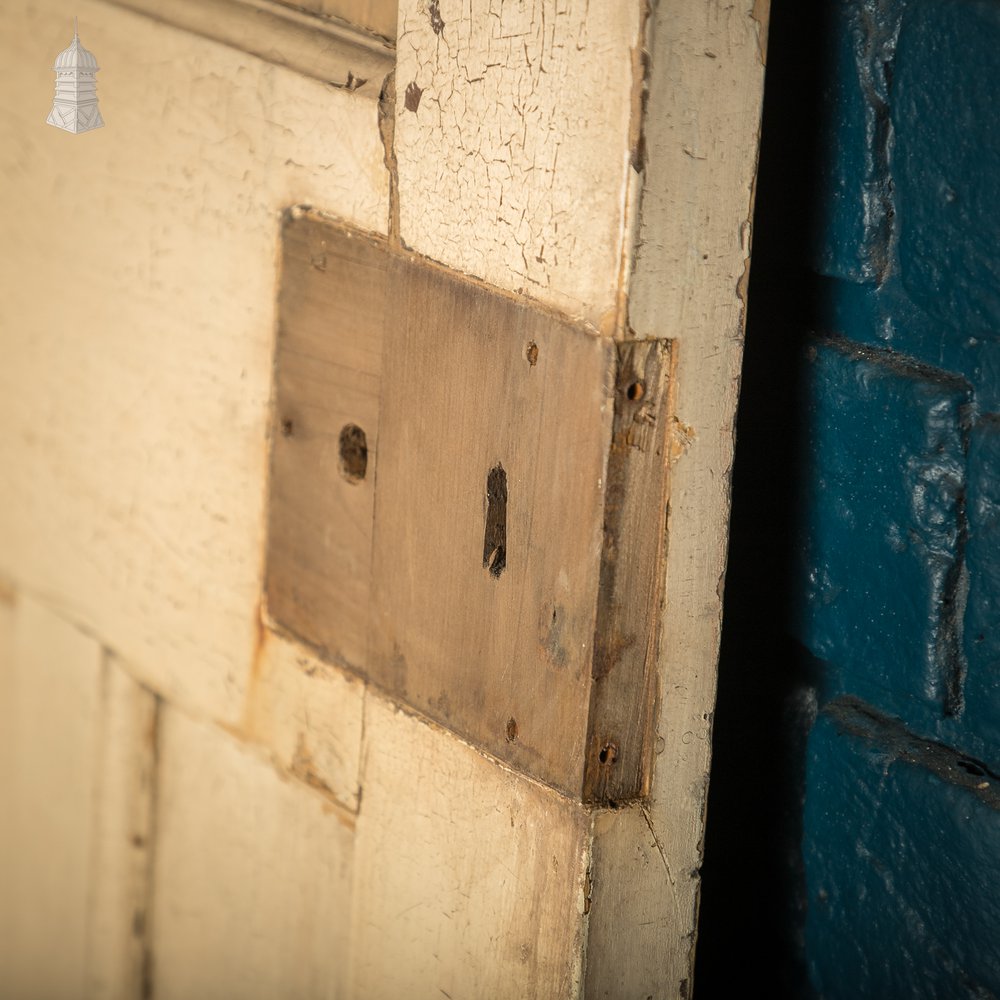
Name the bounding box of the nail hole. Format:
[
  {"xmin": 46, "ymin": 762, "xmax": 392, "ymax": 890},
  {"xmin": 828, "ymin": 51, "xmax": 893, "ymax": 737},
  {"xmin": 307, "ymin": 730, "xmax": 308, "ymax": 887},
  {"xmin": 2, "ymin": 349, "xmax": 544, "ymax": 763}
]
[
  {"xmin": 525, "ymin": 341, "xmax": 539, "ymax": 366},
  {"xmin": 338, "ymin": 424, "xmax": 368, "ymax": 482},
  {"xmin": 280, "ymin": 418, "xmax": 295, "ymax": 438},
  {"xmin": 506, "ymin": 717, "xmax": 518, "ymax": 742},
  {"xmin": 483, "ymin": 464, "xmax": 507, "ymax": 578},
  {"xmin": 626, "ymin": 381, "xmax": 644, "ymax": 401},
  {"xmin": 598, "ymin": 742, "xmax": 618, "ymax": 765}
]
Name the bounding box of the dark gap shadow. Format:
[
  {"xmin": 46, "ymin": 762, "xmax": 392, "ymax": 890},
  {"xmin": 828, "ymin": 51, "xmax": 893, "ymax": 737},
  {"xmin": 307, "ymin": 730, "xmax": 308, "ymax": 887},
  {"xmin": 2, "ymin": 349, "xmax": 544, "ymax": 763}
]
[{"xmin": 694, "ymin": 1, "xmax": 832, "ymax": 996}]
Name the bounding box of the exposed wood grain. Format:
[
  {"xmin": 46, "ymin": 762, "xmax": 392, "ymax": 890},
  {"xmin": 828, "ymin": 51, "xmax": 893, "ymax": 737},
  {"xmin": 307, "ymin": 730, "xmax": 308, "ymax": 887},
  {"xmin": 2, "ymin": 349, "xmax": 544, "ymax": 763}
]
[
  {"xmin": 269, "ymin": 216, "xmax": 678, "ymax": 800},
  {"xmin": 584, "ymin": 339, "xmax": 676, "ymax": 804},
  {"xmin": 266, "ymin": 217, "xmax": 389, "ymax": 674},
  {"xmin": 393, "ymin": 0, "xmax": 643, "ymax": 328},
  {"xmin": 0, "ymin": 0, "xmax": 388, "ymax": 726},
  {"xmin": 584, "ymin": 0, "xmax": 769, "ymax": 995},
  {"xmin": 0, "ymin": 597, "xmax": 155, "ymax": 1000},
  {"xmin": 151, "ymin": 706, "xmax": 355, "ymax": 1000},
  {"xmin": 369, "ymin": 250, "xmax": 615, "ymax": 796},
  {"xmin": 105, "ymin": 0, "xmax": 393, "ymax": 86},
  {"xmin": 347, "ymin": 696, "xmax": 592, "ymax": 999},
  {"xmin": 245, "ymin": 627, "xmax": 365, "ymax": 811}
]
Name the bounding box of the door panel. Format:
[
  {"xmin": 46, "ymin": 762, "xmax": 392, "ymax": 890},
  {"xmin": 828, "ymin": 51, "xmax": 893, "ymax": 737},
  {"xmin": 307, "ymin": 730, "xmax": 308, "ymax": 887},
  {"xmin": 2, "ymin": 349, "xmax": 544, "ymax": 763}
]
[{"xmin": 0, "ymin": 0, "xmax": 767, "ymax": 995}]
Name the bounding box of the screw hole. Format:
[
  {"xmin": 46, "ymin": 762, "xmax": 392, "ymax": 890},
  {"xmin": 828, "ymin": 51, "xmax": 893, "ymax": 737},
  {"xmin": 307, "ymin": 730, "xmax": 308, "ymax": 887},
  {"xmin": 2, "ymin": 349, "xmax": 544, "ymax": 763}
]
[
  {"xmin": 626, "ymin": 381, "xmax": 644, "ymax": 401},
  {"xmin": 506, "ymin": 718, "xmax": 518, "ymax": 742},
  {"xmin": 525, "ymin": 341, "xmax": 539, "ymax": 366},
  {"xmin": 338, "ymin": 424, "xmax": 368, "ymax": 482},
  {"xmin": 280, "ymin": 418, "xmax": 295, "ymax": 438},
  {"xmin": 598, "ymin": 742, "xmax": 618, "ymax": 765}
]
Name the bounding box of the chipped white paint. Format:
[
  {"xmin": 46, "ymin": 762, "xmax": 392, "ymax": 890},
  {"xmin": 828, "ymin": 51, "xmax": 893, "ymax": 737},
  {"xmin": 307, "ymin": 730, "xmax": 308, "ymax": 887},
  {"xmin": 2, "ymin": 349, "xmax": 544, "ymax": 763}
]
[
  {"xmin": 151, "ymin": 707, "xmax": 355, "ymax": 1000},
  {"xmin": 0, "ymin": 595, "xmax": 155, "ymax": 1000},
  {"xmin": 0, "ymin": 0, "xmax": 389, "ymax": 726},
  {"xmin": 245, "ymin": 628, "xmax": 365, "ymax": 811},
  {"xmin": 348, "ymin": 697, "xmax": 592, "ymax": 999},
  {"xmin": 394, "ymin": 0, "xmax": 642, "ymax": 329},
  {"xmin": 585, "ymin": 1, "xmax": 769, "ymax": 996}
]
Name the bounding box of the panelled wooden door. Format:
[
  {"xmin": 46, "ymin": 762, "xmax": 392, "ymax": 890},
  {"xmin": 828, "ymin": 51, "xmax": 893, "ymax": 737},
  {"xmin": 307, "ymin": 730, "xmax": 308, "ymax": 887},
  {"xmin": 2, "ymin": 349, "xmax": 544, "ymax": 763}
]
[{"xmin": 0, "ymin": 0, "xmax": 767, "ymax": 996}]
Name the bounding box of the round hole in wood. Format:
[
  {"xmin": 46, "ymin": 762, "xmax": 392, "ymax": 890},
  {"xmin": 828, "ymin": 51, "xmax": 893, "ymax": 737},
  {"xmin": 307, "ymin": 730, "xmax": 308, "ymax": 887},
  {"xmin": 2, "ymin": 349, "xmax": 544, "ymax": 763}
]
[
  {"xmin": 626, "ymin": 381, "xmax": 644, "ymax": 402},
  {"xmin": 598, "ymin": 741, "xmax": 618, "ymax": 765},
  {"xmin": 338, "ymin": 424, "xmax": 368, "ymax": 483}
]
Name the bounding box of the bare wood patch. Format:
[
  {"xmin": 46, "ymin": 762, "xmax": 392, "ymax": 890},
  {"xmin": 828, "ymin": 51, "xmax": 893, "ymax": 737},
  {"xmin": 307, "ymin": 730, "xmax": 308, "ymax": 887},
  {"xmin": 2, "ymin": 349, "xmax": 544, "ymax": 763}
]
[
  {"xmin": 585, "ymin": 339, "xmax": 676, "ymax": 803},
  {"xmin": 265, "ymin": 216, "xmax": 389, "ymax": 674},
  {"xmin": 267, "ymin": 214, "xmax": 680, "ymax": 803},
  {"xmin": 368, "ymin": 248, "xmax": 615, "ymax": 797}
]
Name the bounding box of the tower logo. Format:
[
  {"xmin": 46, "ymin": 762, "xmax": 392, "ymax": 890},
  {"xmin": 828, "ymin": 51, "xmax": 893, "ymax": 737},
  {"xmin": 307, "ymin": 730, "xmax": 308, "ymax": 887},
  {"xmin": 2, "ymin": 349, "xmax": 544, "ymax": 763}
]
[{"xmin": 47, "ymin": 18, "xmax": 104, "ymax": 134}]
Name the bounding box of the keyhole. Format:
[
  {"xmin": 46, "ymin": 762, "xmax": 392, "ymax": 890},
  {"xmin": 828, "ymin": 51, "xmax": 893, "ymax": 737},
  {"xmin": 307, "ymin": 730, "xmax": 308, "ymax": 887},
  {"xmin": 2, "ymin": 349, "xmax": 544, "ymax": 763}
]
[{"xmin": 483, "ymin": 464, "xmax": 507, "ymax": 578}]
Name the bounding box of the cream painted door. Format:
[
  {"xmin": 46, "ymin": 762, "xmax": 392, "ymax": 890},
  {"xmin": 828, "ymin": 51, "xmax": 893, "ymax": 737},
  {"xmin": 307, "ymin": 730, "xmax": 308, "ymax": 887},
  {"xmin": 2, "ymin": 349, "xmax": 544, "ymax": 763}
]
[{"xmin": 0, "ymin": 1, "xmax": 767, "ymax": 996}]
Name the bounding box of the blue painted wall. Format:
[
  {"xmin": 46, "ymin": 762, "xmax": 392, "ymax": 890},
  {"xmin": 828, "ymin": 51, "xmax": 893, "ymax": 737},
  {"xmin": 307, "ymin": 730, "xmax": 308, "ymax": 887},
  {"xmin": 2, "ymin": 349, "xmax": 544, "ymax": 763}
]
[{"xmin": 697, "ymin": 1, "xmax": 1000, "ymax": 996}]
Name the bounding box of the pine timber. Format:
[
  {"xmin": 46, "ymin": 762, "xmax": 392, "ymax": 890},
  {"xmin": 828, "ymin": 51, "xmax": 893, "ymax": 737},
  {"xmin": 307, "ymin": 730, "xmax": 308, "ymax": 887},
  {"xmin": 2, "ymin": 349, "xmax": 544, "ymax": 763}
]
[
  {"xmin": 266, "ymin": 213, "xmax": 677, "ymax": 801},
  {"xmin": 584, "ymin": 339, "xmax": 677, "ymax": 804}
]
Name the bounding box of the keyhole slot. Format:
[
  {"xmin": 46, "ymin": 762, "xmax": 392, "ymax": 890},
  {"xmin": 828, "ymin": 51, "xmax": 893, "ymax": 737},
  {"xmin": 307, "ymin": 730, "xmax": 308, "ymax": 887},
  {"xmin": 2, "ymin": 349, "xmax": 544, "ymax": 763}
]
[{"xmin": 483, "ymin": 464, "xmax": 507, "ymax": 578}]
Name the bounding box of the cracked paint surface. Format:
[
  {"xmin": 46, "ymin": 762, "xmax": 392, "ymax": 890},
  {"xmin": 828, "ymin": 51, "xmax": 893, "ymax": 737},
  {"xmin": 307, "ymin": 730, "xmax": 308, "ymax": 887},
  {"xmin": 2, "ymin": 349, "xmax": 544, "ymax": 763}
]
[{"xmin": 394, "ymin": 0, "xmax": 641, "ymax": 327}]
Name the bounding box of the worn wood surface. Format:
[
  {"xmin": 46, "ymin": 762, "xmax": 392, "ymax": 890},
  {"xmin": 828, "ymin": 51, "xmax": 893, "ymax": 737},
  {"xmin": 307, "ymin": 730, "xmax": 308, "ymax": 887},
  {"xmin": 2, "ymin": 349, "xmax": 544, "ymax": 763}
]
[
  {"xmin": 584, "ymin": 1, "xmax": 769, "ymax": 996},
  {"xmin": 584, "ymin": 339, "xmax": 676, "ymax": 804},
  {"xmin": 268, "ymin": 216, "xmax": 682, "ymax": 800},
  {"xmin": 0, "ymin": 595, "xmax": 155, "ymax": 1000},
  {"xmin": 370, "ymin": 249, "xmax": 615, "ymax": 796},
  {"xmin": 266, "ymin": 217, "xmax": 388, "ymax": 675},
  {"xmin": 151, "ymin": 706, "xmax": 356, "ymax": 1000},
  {"xmin": 347, "ymin": 697, "xmax": 591, "ymax": 999}
]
